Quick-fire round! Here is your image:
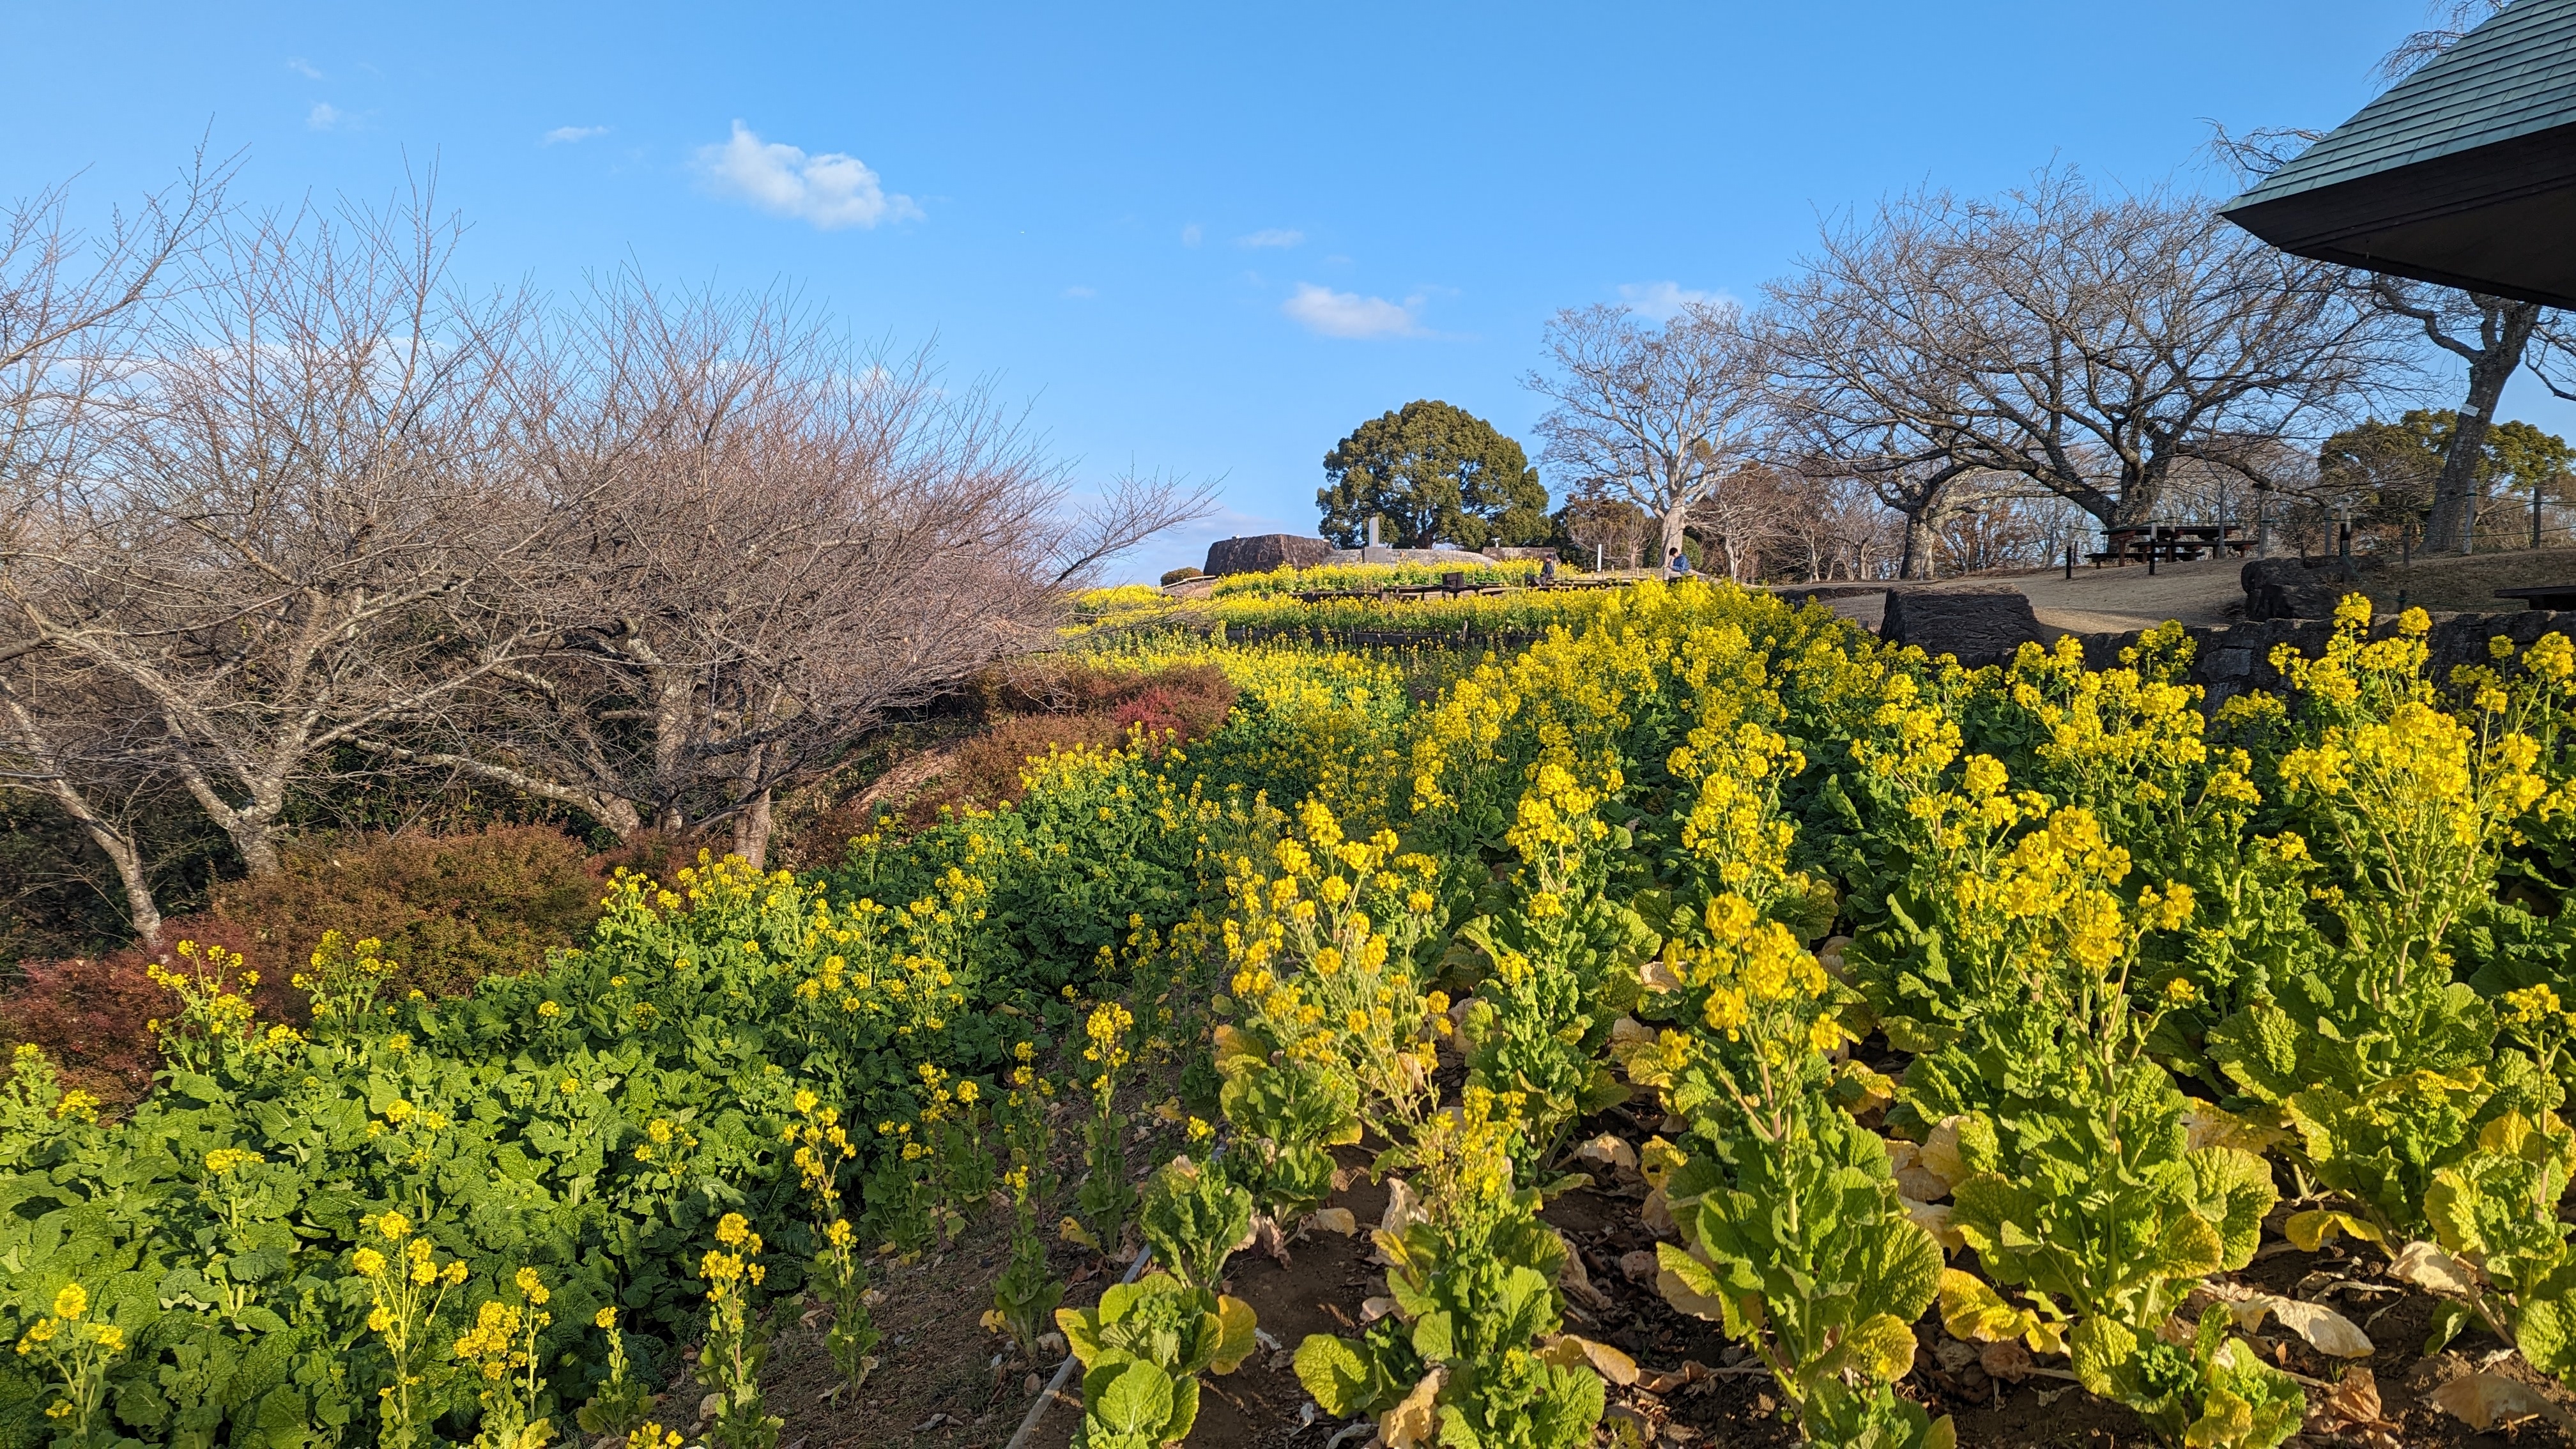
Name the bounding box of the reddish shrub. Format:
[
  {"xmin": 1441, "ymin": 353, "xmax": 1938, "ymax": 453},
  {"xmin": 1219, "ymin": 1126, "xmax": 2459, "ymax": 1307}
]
[
  {"xmin": 585, "ymin": 829, "xmax": 700, "ymax": 891},
  {"xmin": 207, "ymin": 824, "xmax": 605, "ymax": 999},
  {"xmin": 2, "ymin": 825, "xmax": 610, "ymax": 1105}
]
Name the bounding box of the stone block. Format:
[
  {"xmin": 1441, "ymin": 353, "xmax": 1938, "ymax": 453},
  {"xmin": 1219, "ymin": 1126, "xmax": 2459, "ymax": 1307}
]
[
  {"xmin": 1203, "ymin": 533, "xmax": 1331, "ymax": 576},
  {"xmin": 1880, "ymin": 588, "xmax": 2048, "ymax": 667}
]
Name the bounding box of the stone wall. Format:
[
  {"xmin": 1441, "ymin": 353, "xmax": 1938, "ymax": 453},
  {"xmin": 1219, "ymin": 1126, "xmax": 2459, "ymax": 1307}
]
[
  {"xmin": 1318, "ymin": 545, "xmax": 1502, "ymax": 567},
  {"xmin": 2064, "ymin": 608, "xmax": 2575, "ymax": 707}
]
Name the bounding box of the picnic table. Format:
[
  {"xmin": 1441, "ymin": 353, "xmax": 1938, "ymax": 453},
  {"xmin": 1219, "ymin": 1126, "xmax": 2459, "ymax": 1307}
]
[
  {"xmin": 2087, "ymin": 525, "xmax": 2255, "ymax": 567},
  {"xmin": 2496, "ymin": 585, "xmax": 2576, "ymax": 611}
]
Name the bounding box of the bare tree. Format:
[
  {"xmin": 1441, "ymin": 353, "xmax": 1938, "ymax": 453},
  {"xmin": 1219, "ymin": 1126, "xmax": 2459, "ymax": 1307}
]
[
  {"xmin": 1525, "ymin": 302, "xmax": 1772, "ymax": 568},
  {"xmin": 381, "ymin": 280, "xmax": 1211, "ymax": 866},
  {"xmin": 2377, "ymin": 0, "xmax": 2511, "ymax": 80},
  {"xmin": 2211, "ymin": 3, "xmax": 2547, "ymax": 554},
  {"xmin": 1559, "ymin": 496, "xmax": 1650, "ymax": 571},
  {"xmin": 1772, "ymin": 169, "xmax": 2402, "ymax": 548},
  {"xmin": 0, "ymin": 155, "xmax": 231, "ymax": 937},
  {"xmin": 1, "ymin": 189, "xmax": 558, "ymax": 878}
]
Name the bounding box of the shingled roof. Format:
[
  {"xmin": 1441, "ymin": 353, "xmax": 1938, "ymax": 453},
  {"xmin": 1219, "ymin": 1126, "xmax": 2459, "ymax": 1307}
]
[{"xmin": 2222, "ymin": 0, "xmax": 2576, "ymax": 306}]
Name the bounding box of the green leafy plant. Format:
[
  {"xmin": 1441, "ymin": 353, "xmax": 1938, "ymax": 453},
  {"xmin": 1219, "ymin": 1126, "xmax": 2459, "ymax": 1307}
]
[
  {"xmin": 987, "ymin": 1167, "xmax": 1064, "ymax": 1361},
  {"xmin": 2069, "ymin": 1310, "xmax": 2304, "ymax": 1449},
  {"xmin": 1293, "ymin": 1087, "xmax": 1605, "ymax": 1449},
  {"xmin": 1626, "ymin": 894, "xmax": 1949, "ymax": 1448},
  {"xmin": 575, "ymin": 1307, "xmax": 656, "ymax": 1440},
  {"xmin": 1055, "ymin": 1271, "xmax": 1256, "ymax": 1449},
  {"xmin": 351, "ymin": 1211, "xmax": 471, "ymax": 1449},
  {"xmin": 1457, "ymin": 759, "xmax": 1650, "ymax": 1179},
  {"xmin": 696, "ymin": 1213, "xmax": 781, "ymax": 1449},
  {"xmin": 1209, "ymin": 1031, "xmax": 1354, "ymax": 1225},
  {"xmin": 1073, "ymin": 1002, "xmax": 1139, "ymax": 1256},
  {"xmin": 11, "ymin": 1282, "xmax": 125, "ymax": 1443},
  {"xmin": 1137, "ymin": 1151, "xmax": 1252, "ymax": 1291},
  {"xmin": 450, "ymin": 1267, "xmax": 555, "ymax": 1449},
  {"xmin": 986, "ymin": 1043, "xmax": 1066, "ymax": 1360},
  {"xmin": 786, "ymin": 1089, "xmax": 880, "ymax": 1394}
]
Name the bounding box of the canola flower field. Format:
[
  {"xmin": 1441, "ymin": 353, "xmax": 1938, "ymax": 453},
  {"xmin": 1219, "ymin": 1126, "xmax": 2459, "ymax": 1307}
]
[{"xmin": 5, "ymin": 572, "xmax": 2576, "ymax": 1449}]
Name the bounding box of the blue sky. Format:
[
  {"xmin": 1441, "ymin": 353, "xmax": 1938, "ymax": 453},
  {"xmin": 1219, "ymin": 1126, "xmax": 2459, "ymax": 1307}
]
[{"xmin": 9, "ymin": 0, "xmax": 2566, "ymax": 578}]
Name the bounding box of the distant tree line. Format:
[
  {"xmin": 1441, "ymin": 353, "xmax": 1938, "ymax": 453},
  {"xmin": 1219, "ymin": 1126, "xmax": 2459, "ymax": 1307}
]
[{"xmin": 1335, "ymin": 111, "xmax": 2576, "ymax": 581}]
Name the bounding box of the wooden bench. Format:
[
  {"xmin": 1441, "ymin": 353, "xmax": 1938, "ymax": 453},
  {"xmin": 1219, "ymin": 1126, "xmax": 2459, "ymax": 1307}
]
[{"xmin": 2496, "ymin": 586, "xmax": 2576, "ymax": 611}]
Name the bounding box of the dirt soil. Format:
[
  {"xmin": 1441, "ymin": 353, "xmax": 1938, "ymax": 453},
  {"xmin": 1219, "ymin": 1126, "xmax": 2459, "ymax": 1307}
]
[{"xmin": 784, "ymin": 1096, "xmax": 2576, "ymax": 1449}]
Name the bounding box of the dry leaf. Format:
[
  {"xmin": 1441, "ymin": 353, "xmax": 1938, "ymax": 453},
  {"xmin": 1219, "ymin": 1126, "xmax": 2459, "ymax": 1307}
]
[
  {"xmin": 1620, "ymin": 1249, "xmax": 1661, "ymax": 1284},
  {"xmin": 1306, "ymin": 1207, "xmax": 1358, "ymax": 1236},
  {"xmin": 1558, "ymin": 1248, "xmax": 1614, "ymax": 1312},
  {"xmin": 1609, "ymin": 1016, "xmax": 1654, "ymax": 1049},
  {"xmin": 1379, "ymin": 1178, "xmax": 1425, "ymax": 1237},
  {"xmin": 2429, "ymin": 1371, "xmax": 2575, "ymax": 1432},
  {"xmin": 1379, "ymin": 1368, "xmax": 1447, "ymax": 1448},
  {"xmin": 2320, "ymin": 1367, "xmax": 2382, "ymax": 1426},
  {"xmin": 1636, "ymin": 1360, "xmax": 1717, "ymax": 1395},
  {"xmin": 1918, "ymin": 1116, "xmax": 1972, "ymax": 1193},
  {"xmin": 2265, "ymin": 1297, "xmax": 2375, "ymax": 1358},
  {"xmin": 1360, "ymin": 1296, "xmax": 1397, "ymax": 1323},
  {"xmin": 1903, "ymin": 1198, "xmax": 1965, "ymax": 1252},
  {"xmin": 1894, "ymin": 1164, "xmax": 1951, "ymax": 1202},
  {"xmin": 1575, "ymin": 1133, "xmax": 1639, "ymax": 1171},
  {"xmin": 1640, "ymin": 1186, "xmax": 1675, "ymax": 1237},
  {"xmin": 1541, "ymin": 1334, "xmax": 1641, "ymax": 1386},
  {"xmin": 2389, "ymin": 1240, "xmax": 2478, "ymax": 1296},
  {"xmin": 1817, "ymin": 935, "xmax": 1853, "ymax": 977}
]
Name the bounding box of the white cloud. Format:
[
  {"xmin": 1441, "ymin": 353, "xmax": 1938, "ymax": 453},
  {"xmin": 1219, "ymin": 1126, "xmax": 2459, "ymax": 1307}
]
[
  {"xmin": 1236, "ymin": 228, "xmax": 1303, "ymax": 249},
  {"xmin": 286, "ymin": 57, "xmax": 324, "ymax": 80},
  {"xmin": 307, "ymin": 103, "xmax": 344, "ymax": 131},
  {"xmin": 1282, "ymin": 283, "xmax": 1422, "ymax": 339},
  {"xmin": 695, "ymin": 121, "xmax": 921, "ymax": 231},
  {"xmin": 1615, "ymin": 280, "xmax": 1733, "ymax": 320},
  {"xmin": 1180, "ymin": 223, "xmax": 1202, "ymax": 247},
  {"xmin": 543, "ymin": 125, "xmax": 610, "ymax": 145},
  {"xmin": 1062, "ymin": 285, "xmax": 1097, "ymax": 299}
]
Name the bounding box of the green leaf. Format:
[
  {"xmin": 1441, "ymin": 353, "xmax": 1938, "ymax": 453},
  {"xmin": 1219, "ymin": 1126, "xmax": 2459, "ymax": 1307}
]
[
  {"xmin": 1086, "ymin": 1361, "xmax": 1176, "ymax": 1438},
  {"xmin": 2186, "ymin": 1147, "xmax": 2278, "ymax": 1271},
  {"xmin": 1055, "ymin": 1306, "xmax": 1105, "ymax": 1368},
  {"xmin": 1292, "ymin": 1334, "xmax": 1379, "ymax": 1418},
  {"xmin": 2423, "ymin": 1299, "xmax": 2474, "ymax": 1358},
  {"xmin": 1208, "ymin": 1295, "xmax": 1257, "ymax": 1376},
  {"xmin": 1410, "ymin": 1308, "xmax": 1455, "ymax": 1363}
]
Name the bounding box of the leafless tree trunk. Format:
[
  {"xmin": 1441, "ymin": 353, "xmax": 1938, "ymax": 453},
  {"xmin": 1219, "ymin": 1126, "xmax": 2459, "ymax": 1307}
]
[
  {"xmin": 0, "ymin": 153, "xmax": 231, "ymax": 930},
  {"xmin": 2, "ymin": 187, "xmax": 558, "ymax": 877},
  {"xmin": 410, "ymin": 279, "xmax": 1213, "ymax": 866},
  {"xmin": 2367, "ymin": 282, "xmax": 2541, "ymax": 553},
  {"xmin": 1526, "ymin": 302, "xmax": 1771, "ymax": 569}
]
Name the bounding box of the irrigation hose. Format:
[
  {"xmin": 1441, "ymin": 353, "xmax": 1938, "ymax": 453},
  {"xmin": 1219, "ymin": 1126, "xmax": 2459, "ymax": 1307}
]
[{"xmin": 1000, "ymin": 1244, "xmax": 1154, "ymax": 1449}]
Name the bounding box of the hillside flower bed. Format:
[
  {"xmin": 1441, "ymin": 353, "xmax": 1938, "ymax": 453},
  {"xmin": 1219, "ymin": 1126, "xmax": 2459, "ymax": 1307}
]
[{"xmin": 5, "ymin": 583, "xmax": 2575, "ymax": 1449}]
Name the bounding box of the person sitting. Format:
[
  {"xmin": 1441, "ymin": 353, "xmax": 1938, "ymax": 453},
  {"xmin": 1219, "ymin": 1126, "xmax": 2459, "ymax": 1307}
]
[
  {"xmin": 1665, "ymin": 546, "xmax": 1694, "ymax": 580},
  {"xmin": 1538, "ymin": 557, "xmax": 1557, "ymax": 586}
]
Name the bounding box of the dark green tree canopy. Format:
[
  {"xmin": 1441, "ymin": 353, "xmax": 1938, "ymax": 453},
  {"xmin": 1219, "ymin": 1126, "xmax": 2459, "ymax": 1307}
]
[
  {"xmin": 2320, "ymin": 409, "xmax": 2572, "ymax": 521},
  {"xmin": 1317, "ymin": 400, "xmax": 1550, "ymax": 549}
]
